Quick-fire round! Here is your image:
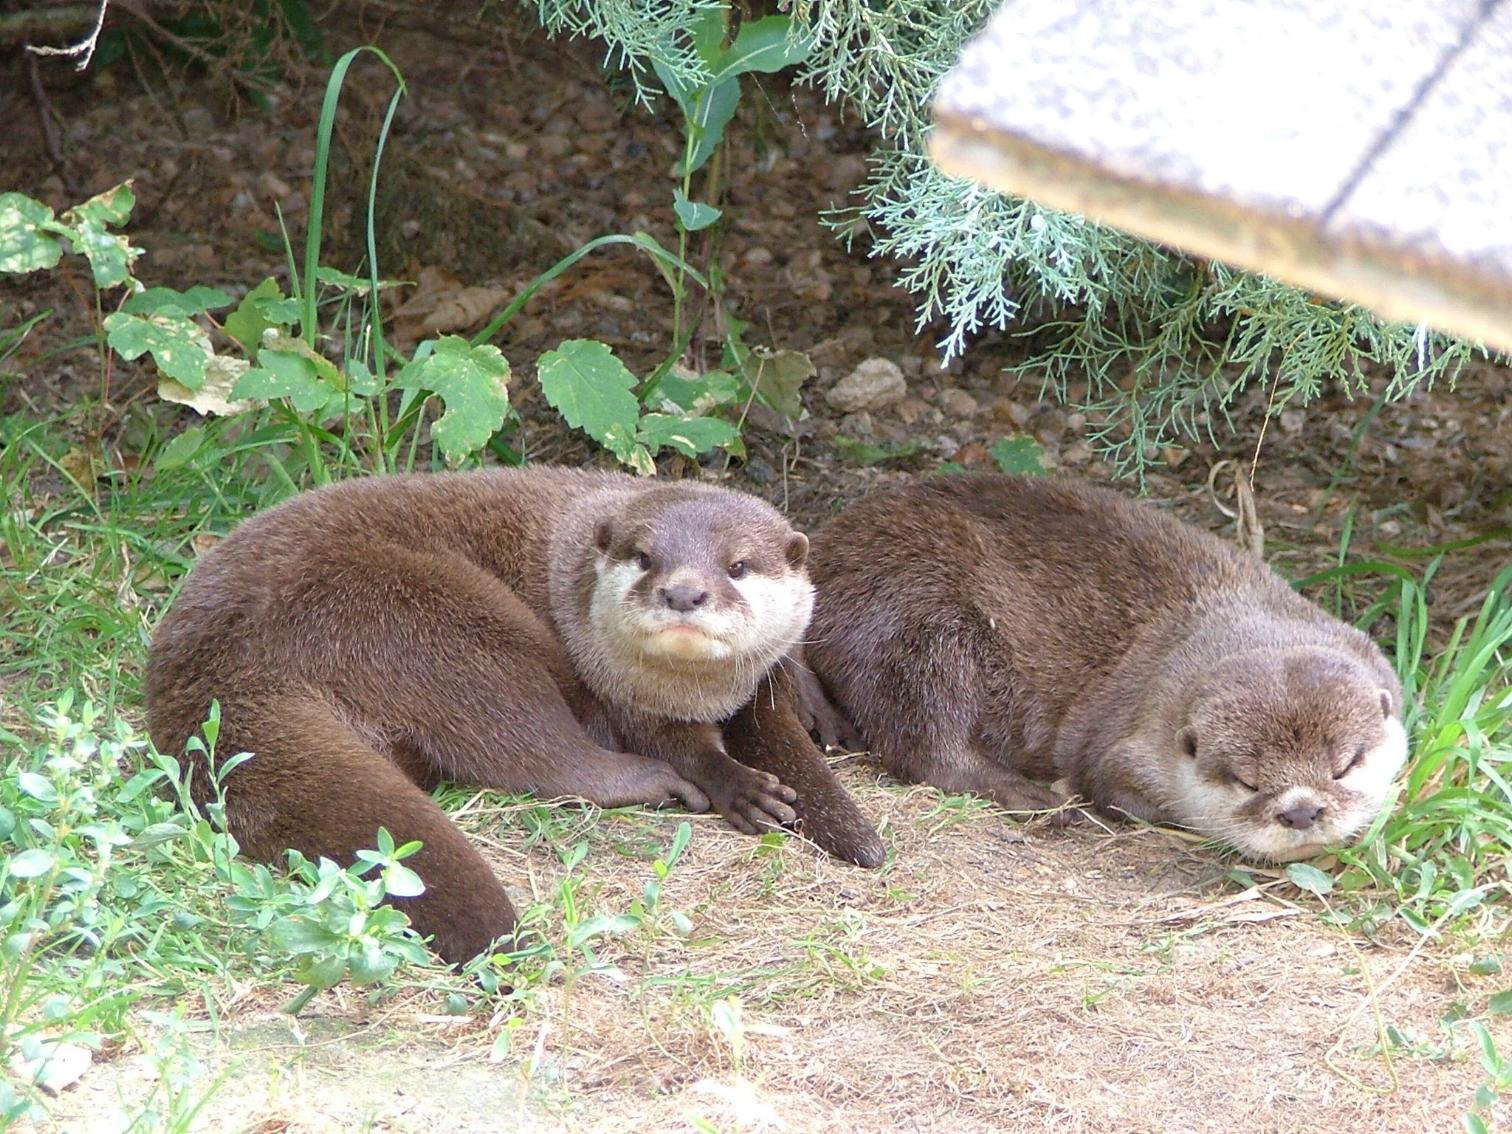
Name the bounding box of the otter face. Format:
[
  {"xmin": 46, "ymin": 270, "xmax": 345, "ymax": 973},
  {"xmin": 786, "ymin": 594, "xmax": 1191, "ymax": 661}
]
[
  {"xmin": 585, "ymin": 492, "xmax": 813, "ymax": 719},
  {"xmin": 1167, "ymin": 650, "xmax": 1407, "ymax": 862}
]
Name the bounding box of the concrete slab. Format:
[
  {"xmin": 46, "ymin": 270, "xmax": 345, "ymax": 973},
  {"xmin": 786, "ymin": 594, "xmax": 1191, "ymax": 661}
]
[{"xmin": 929, "ymin": 0, "xmax": 1512, "ymax": 352}]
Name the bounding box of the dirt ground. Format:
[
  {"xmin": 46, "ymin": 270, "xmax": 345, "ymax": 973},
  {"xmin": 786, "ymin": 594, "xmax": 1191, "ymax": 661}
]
[{"xmin": 4, "ymin": 6, "xmax": 1510, "ymax": 1132}]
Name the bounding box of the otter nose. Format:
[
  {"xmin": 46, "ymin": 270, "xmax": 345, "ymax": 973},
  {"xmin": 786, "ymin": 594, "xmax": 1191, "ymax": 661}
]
[
  {"xmin": 1277, "ymin": 804, "xmax": 1323, "ymax": 830},
  {"xmin": 659, "ymin": 584, "xmax": 708, "ymax": 613}
]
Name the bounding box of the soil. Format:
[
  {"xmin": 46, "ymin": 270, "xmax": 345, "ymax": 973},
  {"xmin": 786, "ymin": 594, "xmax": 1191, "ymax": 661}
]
[{"xmin": 3, "ymin": 7, "xmax": 1509, "ymax": 1133}]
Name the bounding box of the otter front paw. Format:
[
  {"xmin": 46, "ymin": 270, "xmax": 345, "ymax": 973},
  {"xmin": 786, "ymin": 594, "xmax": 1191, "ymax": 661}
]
[{"xmin": 709, "ymin": 767, "xmax": 799, "ymax": 835}]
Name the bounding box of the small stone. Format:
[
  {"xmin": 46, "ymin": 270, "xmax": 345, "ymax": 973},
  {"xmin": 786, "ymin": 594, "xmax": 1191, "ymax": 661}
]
[
  {"xmin": 1161, "ymin": 446, "xmax": 1190, "ymax": 468},
  {"xmin": 938, "ymin": 389, "xmax": 980, "ymax": 419},
  {"xmin": 952, "ymin": 442, "xmax": 989, "ymax": 467},
  {"xmin": 825, "ymin": 358, "xmax": 907, "ymax": 413},
  {"xmin": 893, "ymin": 395, "xmax": 931, "ymax": 426},
  {"xmin": 838, "ymin": 410, "xmax": 875, "ymax": 437},
  {"xmin": 744, "ymin": 246, "xmax": 775, "ymax": 267},
  {"xmin": 992, "ymin": 397, "xmax": 1032, "ymax": 427},
  {"xmin": 537, "ymin": 135, "xmax": 572, "ymax": 160}
]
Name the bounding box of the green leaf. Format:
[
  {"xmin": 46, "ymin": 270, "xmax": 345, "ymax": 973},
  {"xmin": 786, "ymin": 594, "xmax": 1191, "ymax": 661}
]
[
  {"xmin": 990, "ymin": 435, "xmax": 1050, "ymax": 476},
  {"xmin": 68, "ymin": 181, "xmax": 135, "ymax": 228},
  {"xmin": 0, "ymin": 193, "xmax": 63, "ymax": 275},
  {"xmin": 122, "ymin": 286, "xmax": 234, "ymax": 317},
  {"xmin": 644, "ymin": 368, "xmax": 742, "ymax": 414},
  {"xmin": 740, "ymin": 348, "xmax": 813, "ymax": 419},
  {"xmin": 393, "ymin": 336, "xmax": 512, "ymax": 464},
  {"xmin": 62, "ymin": 183, "xmax": 140, "ymax": 288},
  {"xmin": 16, "ymin": 772, "xmax": 57, "ymax": 803},
  {"xmin": 382, "ymin": 864, "xmax": 426, "ymax": 899},
  {"xmin": 156, "ymin": 426, "xmax": 206, "ymax": 471},
  {"xmin": 0, "ymin": 805, "xmax": 15, "ymax": 841},
  {"xmin": 680, "ymin": 76, "xmax": 741, "ymax": 175},
  {"xmin": 1469, "ymin": 955, "xmax": 1504, "ymax": 977},
  {"xmin": 236, "ymin": 354, "xmax": 332, "ymax": 414},
  {"xmin": 537, "ymin": 339, "xmax": 640, "ymax": 448},
  {"xmin": 673, "ymin": 191, "xmax": 722, "ymax": 233},
  {"xmin": 103, "ymin": 311, "xmax": 211, "ymax": 388},
  {"xmin": 566, "ymin": 913, "xmax": 641, "ymax": 947},
  {"xmin": 9, "ymin": 848, "xmax": 56, "ymax": 879},
  {"xmin": 269, "ymin": 916, "xmax": 343, "ymax": 955},
  {"xmin": 1285, "ymin": 862, "xmax": 1335, "ymax": 896},
  {"xmin": 833, "ymin": 436, "xmax": 922, "ymax": 467},
  {"xmin": 637, "ymin": 412, "xmax": 739, "ymax": 458},
  {"xmin": 347, "ymin": 940, "xmax": 397, "ymax": 985},
  {"xmin": 224, "ymin": 278, "xmax": 286, "ymax": 353},
  {"xmin": 714, "ymin": 16, "xmax": 814, "ymax": 79},
  {"xmin": 1489, "ymin": 989, "xmax": 1512, "ymax": 1016},
  {"xmin": 296, "ymin": 953, "xmax": 348, "ymax": 990}
]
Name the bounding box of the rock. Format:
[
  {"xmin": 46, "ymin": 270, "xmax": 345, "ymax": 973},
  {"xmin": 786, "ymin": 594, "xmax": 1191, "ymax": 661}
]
[
  {"xmin": 992, "ymin": 397, "xmax": 1032, "ymax": 427},
  {"xmin": 893, "ymin": 395, "xmax": 932, "ymax": 426},
  {"xmin": 952, "ymin": 442, "xmax": 990, "ymax": 467},
  {"xmin": 938, "ymin": 389, "xmax": 980, "ymax": 419},
  {"xmin": 826, "ymin": 358, "xmax": 906, "ymax": 413},
  {"xmin": 838, "ymin": 410, "xmax": 876, "ymax": 437}
]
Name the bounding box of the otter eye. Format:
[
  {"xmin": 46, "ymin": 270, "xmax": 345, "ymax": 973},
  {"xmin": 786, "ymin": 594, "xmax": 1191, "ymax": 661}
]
[
  {"xmin": 1231, "ymin": 774, "xmax": 1259, "ymax": 793},
  {"xmin": 728, "ymin": 560, "xmax": 748, "ymax": 580},
  {"xmin": 634, "ymin": 551, "xmax": 652, "ymax": 571},
  {"xmin": 1334, "ymin": 746, "xmax": 1367, "ymax": 780}
]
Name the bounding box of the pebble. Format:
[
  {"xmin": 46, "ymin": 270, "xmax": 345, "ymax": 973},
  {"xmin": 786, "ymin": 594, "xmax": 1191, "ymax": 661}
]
[
  {"xmin": 838, "ymin": 410, "xmax": 876, "ymax": 437},
  {"xmin": 826, "ymin": 358, "xmax": 906, "ymax": 413},
  {"xmin": 938, "ymin": 389, "xmax": 980, "ymax": 419}
]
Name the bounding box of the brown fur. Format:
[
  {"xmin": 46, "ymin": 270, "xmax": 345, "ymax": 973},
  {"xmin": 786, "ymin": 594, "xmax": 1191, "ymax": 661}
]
[
  {"xmin": 147, "ymin": 468, "xmax": 881, "ymax": 964},
  {"xmin": 805, "ymin": 474, "xmax": 1407, "ymax": 862}
]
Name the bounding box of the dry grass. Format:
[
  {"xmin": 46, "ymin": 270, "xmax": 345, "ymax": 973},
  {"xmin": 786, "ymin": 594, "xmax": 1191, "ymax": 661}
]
[{"xmin": 36, "ymin": 762, "xmax": 1496, "ymax": 1134}]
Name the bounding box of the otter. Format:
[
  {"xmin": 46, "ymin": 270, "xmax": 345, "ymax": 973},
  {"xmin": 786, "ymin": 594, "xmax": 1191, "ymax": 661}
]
[
  {"xmin": 147, "ymin": 468, "xmax": 881, "ymax": 964},
  {"xmin": 804, "ymin": 474, "xmax": 1407, "ymax": 863}
]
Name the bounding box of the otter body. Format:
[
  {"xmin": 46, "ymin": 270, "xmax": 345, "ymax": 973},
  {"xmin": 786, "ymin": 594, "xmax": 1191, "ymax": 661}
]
[
  {"xmin": 806, "ymin": 474, "xmax": 1407, "ymax": 862},
  {"xmin": 148, "ymin": 468, "xmax": 879, "ymax": 963}
]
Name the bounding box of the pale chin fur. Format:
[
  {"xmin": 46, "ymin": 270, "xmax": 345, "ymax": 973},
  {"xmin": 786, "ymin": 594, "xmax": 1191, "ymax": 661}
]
[
  {"xmin": 585, "ymin": 557, "xmax": 814, "ymax": 719},
  {"xmin": 1167, "ymin": 715, "xmax": 1409, "ymax": 862}
]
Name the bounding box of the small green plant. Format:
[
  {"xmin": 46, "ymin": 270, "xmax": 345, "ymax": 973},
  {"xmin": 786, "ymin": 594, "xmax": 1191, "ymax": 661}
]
[
  {"xmin": 1465, "ymin": 1018, "xmax": 1512, "ymax": 1134},
  {"xmin": 1326, "ymin": 563, "xmax": 1512, "ymax": 933}
]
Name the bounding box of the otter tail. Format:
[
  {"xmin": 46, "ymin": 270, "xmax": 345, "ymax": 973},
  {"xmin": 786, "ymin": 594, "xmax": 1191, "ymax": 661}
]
[{"xmin": 153, "ymin": 690, "xmax": 517, "ymax": 966}]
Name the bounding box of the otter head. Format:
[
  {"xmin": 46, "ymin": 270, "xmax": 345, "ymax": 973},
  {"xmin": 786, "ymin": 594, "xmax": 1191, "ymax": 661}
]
[
  {"xmin": 1167, "ymin": 647, "xmax": 1407, "ymax": 862},
  {"xmin": 584, "ymin": 487, "xmax": 813, "ymax": 721}
]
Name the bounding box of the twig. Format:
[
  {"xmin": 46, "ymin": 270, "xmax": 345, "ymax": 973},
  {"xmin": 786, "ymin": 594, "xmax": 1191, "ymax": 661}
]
[
  {"xmin": 111, "ymin": 0, "xmax": 270, "ymax": 100},
  {"xmin": 25, "ymin": 0, "xmax": 109, "ymax": 70}
]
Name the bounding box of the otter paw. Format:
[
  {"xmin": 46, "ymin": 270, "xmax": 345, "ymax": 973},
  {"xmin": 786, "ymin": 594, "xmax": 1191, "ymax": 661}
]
[
  {"xmin": 712, "ymin": 768, "xmax": 799, "ymax": 835},
  {"xmin": 988, "ymin": 779, "xmax": 1072, "ymax": 820}
]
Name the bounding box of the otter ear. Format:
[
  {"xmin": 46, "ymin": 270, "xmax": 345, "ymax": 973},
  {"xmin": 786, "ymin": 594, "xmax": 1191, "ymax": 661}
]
[
  {"xmin": 593, "ymin": 520, "xmax": 615, "ymax": 555},
  {"xmin": 785, "ymin": 531, "xmax": 810, "ymax": 569},
  {"xmin": 1177, "ymin": 726, "xmax": 1199, "ymax": 759},
  {"xmin": 1378, "ymin": 689, "xmax": 1395, "ymax": 719}
]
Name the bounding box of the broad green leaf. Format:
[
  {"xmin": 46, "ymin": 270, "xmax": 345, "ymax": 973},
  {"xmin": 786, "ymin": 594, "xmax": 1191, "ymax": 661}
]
[
  {"xmin": 681, "ymin": 76, "xmax": 741, "ymax": 175},
  {"xmin": 62, "ymin": 188, "xmax": 141, "ymax": 288},
  {"xmin": 0, "ymin": 804, "xmax": 15, "ymax": 840},
  {"xmin": 714, "ymin": 16, "xmax": 814, "ymax": 79},
  {"xmin": 537, "ymin": 339, "xmax": 640, "ymax": 448},
  {"xmin": 16, "ymin": 771, "xmax": 56, "ymax": 802},
  {"xmin": 269, "ymin": 916, "xmax": 342, "ymax": 954},
  {"xmin": 348, "ymin": 940, "xmax": 397, "ymax": 985},
  {"xmin": 393, "ymin": 335, "xmax": 512, "ymax": 463},
  {"xmin": 740, "ymin": 347, "xmax": 813, "ymax": 419},
  {"xmin": 296, "ymin": 953, "xmax": 348, "ymax": 990},
  {"xmin": 159, "ymin": 353, "xmax": 254, "ymax": 416},
  {"xmin": 155, "ymin": 426, "xmax": 205, "ymax": 471},
  {"xmin": 224, "ymin": 278, "xmax": 286, "ymax": 352},
  {"xmin": 990, "ymin": 434, "xmax": 1050, "ymax": 477},
  {"xmin": 1489, "ymin": 988, "xmax": 1512, "ymax": 1016},
  {"xmin": 1285, "ymin": 862, "xmax": 1334, "ymax": 896},
  {"xmin": 122, "ymin": 286, "xmax": 233, "ymax": 317},
  {"xmin": 382, "ymin": 863, "xmax": 426, "ymax": 899},
  {"xmin": 673, "ymin": 191, "xmax": 722, "ymax": 233},
  {"xmin": 67, "ymin": 181, "xmax": 135, "ymax": 228},
  {"xmin": 644, "ymin": 367, "xmax": 742, "ymax": 414},
  {"xmin": 235, "ymin": 349, "xmax": 334, "ymax": 414},
  {"xmin": 9, "ymin": 848, "xmax": 55, "ymax": 879},
  {"xmin": 637, "ymin": 412, "xmax": 739, "ymax": 458},
  {"xmin": 832, "ymin": 436, "xmax": 922, "ymax": 467},
  {"xmin": 104, "ymin": 311, "xmax": 210, "ymax": 388},
  {"xmin": 688, "ymin": 6, "xmax": 728, "ymax": 67},
  {"xmin": 0, "ymin": 193, "xmax": 62, "ymax": 275}
]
